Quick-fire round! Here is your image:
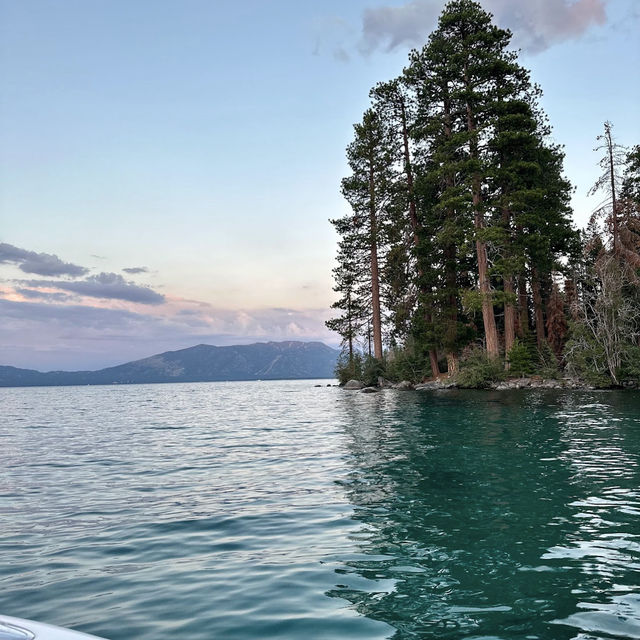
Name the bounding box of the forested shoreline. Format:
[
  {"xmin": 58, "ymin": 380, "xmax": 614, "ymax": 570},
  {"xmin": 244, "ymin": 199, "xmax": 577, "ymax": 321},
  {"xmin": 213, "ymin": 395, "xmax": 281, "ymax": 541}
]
[{"xmin": 327, "ymin": 0, "xmax": 640, "ymax": 389}]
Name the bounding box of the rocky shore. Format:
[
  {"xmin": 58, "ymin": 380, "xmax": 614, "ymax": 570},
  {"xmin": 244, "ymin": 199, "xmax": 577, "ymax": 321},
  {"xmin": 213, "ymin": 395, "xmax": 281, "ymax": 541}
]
[{"xmin": 341, "ymin": 377, "xmax": 639, "ymax": 392}]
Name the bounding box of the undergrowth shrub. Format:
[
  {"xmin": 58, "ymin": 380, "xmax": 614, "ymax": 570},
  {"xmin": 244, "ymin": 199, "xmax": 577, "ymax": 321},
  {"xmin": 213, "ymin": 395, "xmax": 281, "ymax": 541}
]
[
  {"xmin": 536, "ymin": 341, "xmax": 561, "ymax": 379},
  {"xmin": 457, "ymin": 347, "xmax": 506, "ymax": 388},
  {"xmin": 362, "ymin": 356, "xmax": 386, "ymax": 387},
  {"xmin": 335, "ymin": 350, "xmax": 364, "ymax": 385},
  {"xmin": 506, "ymin": 339, "xmax": 533, "ymax": 377},
  {"xmin": 385, "ymin": 341, "xmax": 432, "ymax": 383}
]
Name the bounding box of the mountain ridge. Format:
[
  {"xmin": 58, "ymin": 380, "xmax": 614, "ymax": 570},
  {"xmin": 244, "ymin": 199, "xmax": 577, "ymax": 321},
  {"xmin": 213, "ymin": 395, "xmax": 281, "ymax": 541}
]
[{"xmin": 0, "ymin": 341, "xmax": 339, "ymax": 387}]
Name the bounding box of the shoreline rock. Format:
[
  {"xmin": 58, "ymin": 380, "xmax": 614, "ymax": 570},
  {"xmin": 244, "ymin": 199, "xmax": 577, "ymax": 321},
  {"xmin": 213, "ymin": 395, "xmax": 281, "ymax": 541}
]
[
  {"xmin": 490, "ymin": 378, "xmax": 596, "ymax": 390},
  {"xmin": 341, "ymin": 377, "xmax": 637, "ymax": 392},
  {"xmin": 415, "ymin": 380, "xmax": 458, "ymax": 391}
]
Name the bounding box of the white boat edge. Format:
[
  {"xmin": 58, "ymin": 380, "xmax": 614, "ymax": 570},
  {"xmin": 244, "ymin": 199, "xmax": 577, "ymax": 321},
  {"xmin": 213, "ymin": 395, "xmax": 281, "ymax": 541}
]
[{"xmin": 0, "ymin": 615, "xmax": 108, "ymax": 640}]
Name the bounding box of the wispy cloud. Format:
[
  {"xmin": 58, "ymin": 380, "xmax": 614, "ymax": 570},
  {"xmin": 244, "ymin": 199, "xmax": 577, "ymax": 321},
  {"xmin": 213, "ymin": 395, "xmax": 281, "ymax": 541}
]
[
  {"xmin": 21, "ymin": 272, "xmax": 166, "ymax": 305},
  {"xmin": 360, "ymin": 1, "xmax": 440, "ymax": 54},
  {"xmin": 0, "ymin": 242, "xmax": 88, "ymax": 277},
  {"xmin": 14, "ymin": 287, "xmax": 73, "ymax": 303},
  {"xmin": 359, "ymin": 0, "xmax": 608, "ymax": 55},
  {"xmin": 122, "ymin": 266, "xmax": 149, "ymax": 274},
  {"xmin": 488, "ymin": 0, "xmax": 607, "ymax": 53}
]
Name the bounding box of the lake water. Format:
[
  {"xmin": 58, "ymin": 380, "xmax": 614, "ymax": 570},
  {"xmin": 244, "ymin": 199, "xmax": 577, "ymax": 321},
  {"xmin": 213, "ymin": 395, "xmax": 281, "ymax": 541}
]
[{"xmin": 1, "ymin": 381, "xmax": 640, "ymax": 640}]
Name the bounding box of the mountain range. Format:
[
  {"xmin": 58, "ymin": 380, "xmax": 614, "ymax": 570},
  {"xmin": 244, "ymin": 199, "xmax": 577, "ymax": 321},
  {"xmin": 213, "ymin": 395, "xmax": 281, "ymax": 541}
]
[{"xmin": 0, "ymin": 341, "xmax": 339, "ymax": 387}]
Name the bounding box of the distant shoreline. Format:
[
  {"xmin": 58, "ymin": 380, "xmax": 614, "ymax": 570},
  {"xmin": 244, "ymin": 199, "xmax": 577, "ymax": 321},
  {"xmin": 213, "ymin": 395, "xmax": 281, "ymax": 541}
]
[
  {"xmin": 0, "ymin": 341, "xmax": 339, "ymax": 389},
  {"xmin": 0, "ymin": 377, "xmax": 338, "ymax": 390}
]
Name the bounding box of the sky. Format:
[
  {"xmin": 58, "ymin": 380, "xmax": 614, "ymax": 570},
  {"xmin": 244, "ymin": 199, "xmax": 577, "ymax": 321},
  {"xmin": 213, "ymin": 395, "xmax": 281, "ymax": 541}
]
[{"xmin": 1, "ymin": 0, "xmax": 638, "ymax": 371}]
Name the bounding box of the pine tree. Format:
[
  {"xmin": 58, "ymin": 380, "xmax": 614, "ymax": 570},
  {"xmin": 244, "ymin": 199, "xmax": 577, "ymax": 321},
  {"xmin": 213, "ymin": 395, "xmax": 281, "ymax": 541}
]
[
  {"xmin": 420, "ymin": 0, "xmax": 537, "ymax": 358},
  {"xmin": 370, "ymin": 78, "xmax": 442, "ymax": 377},
  {"xmin": 325, "ymin": 216, "xmax": 368, "ymax": 366},
  {"xmin": 589, "ymin": 122, "xmax": 628, "ymax": 254},
  {"xmin": 406, "ymin": 36, "xmax": 471, "ymax": 374},
  {"xmin": 489, "ymin": 94, "xmax": 542, "ymax": 358},
  {"xmin": 516, "ymin": 143, "xmax": 576, "ymax": 348},
  {"xmin": 341, "ymin": 109, "xmax": 396, "ymax": 361}
]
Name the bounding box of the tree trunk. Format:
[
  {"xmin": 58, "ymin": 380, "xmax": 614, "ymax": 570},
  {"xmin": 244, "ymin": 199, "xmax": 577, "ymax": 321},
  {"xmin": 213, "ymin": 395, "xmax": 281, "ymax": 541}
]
[
  {"xmin": 369, "ymin": 162, "xmax": 384, "ymax": 361},
  {"xmin": 446, "ymin": 352, "xmax": 459, "ymax": 375},
  {"xmin": 444, "ymin": 239, "xmax": 459, "ymax": 374},
  {"xmin": 347, "ymin": 293, "xmax": 353, "ymax": 366},
  {"xmin": 605, "ymin": 123, "xmax": 619, "ymax": 253},
  {"xmin": 564, "ymin": 277, "xmax": 580, "ymax": 322},
  {"xmin": 502, "ymin": 207, "xmax": 515, "ymax": 360},
  {"xmin": 476, "ymin": 229, "xmax": 499, "ymax": 357},
  {"xmin": 531, "ymin": 268, "xmax": 546, "ymax": 348},
  {"xmin": 443, "ymin": 90, "xmax": 460, "ymax": 371},
  {"xmin": 464, "ymin": 69, "xmax": 499, "ymax": 358},
  {"xmin": 504, "ymin": 275, "xmax": 516, "ymax": 357},
  {"xmin": 517, "ymin": 276, "xmax": 528, "ymax": 337},
  {"xmin": 400, "ymin": 99, "xmax": 420, "ymax": 248},
  {"xmin": 429, "ymin": 351, "xmax": 440, "ymax": 378}
]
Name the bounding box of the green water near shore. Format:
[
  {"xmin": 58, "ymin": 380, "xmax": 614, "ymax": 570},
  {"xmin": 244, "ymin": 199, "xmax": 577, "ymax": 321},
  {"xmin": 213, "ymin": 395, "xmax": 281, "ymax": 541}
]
[{"xmin": 1, "ymin": 382, "xmax": 639, "ymax": 639}]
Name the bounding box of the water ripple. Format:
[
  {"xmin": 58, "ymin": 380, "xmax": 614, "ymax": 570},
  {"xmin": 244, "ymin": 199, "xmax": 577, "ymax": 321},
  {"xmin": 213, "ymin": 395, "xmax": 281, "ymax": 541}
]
[{"xmin": 1, "ymin": 383, "xmax": 639, "ymax": 639}]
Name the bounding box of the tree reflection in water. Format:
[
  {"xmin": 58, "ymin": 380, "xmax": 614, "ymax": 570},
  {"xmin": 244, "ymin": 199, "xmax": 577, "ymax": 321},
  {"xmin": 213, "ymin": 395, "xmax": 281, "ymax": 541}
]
[{"xmin": 327, "ymin": 389, "xmax": 640, "ymax": 639}]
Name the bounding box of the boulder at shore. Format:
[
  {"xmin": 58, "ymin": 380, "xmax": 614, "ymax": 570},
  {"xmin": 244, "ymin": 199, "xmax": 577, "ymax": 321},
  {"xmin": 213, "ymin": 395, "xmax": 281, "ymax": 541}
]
[
  {"xmin": 415, "ymin": 380, "xmax": 458, "ymax": 391},
  {"xmin": 344, "ymin": 379, "xmax": 365, "ymax": 390}
]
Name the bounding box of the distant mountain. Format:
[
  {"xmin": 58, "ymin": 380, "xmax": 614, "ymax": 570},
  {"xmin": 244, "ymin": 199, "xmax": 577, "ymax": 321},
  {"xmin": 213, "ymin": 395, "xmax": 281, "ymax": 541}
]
[{"xmin": 0, "ymin": 341, "xmax": 339, "ymax": 387}]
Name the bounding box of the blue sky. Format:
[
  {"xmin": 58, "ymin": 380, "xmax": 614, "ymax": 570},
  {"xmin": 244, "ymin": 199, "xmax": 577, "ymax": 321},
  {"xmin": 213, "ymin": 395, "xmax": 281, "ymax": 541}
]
[{"xmin": 1, "ymin": 0, "xmax": 638, "ymax": 370}]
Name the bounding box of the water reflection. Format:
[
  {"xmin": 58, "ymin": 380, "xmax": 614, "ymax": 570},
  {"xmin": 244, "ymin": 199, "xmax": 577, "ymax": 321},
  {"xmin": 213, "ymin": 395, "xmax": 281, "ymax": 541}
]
[
  {"xmin": 332, "ymin": 390, "xmax": 640, "ymax": 639},
  {"xmin": 548, "ymin": 394, "xmax": 640, "ymax": 639}
]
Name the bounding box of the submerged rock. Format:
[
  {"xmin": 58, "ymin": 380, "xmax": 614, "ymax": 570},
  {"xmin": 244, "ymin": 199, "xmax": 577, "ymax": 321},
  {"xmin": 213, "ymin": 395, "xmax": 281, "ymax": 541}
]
[
  {"xmin": 343, "ymin": 379, "xmax": 365, "ymax": 390},
  {"xmin": 361, "ymin": 386, "xmax": 380, "ymax": 393}
]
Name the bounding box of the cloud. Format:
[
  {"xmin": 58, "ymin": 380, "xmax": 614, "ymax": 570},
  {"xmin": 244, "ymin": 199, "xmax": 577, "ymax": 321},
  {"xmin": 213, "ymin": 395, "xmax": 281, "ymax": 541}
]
[
  {"xmin": 0, "ymin": 297, "xmax": 145, "ymax": 329},
  {"xmin": 15, "ymin": 288, "xmax": 72, "ymax": 303},
  {"xmin": 360, "ymin": 1, "xmax": 441, "ymax": 53},
  {"xmin": 0, "ymin": 242, "xmax": 88, "ymax": 277},
  {"xmin": 359, "ymin": 0, "xmax": 608, "ymax": 55},
  {"xmin": 122, "ymin": 266, "xmax": 149, "ymax": 274},
  {"xmin": 22, "ymin": 272, "xmax": 166, "ymax": 305},
  {"xmin": 489, "ymin": 0, "xmax": 607, "ymax": 53}
]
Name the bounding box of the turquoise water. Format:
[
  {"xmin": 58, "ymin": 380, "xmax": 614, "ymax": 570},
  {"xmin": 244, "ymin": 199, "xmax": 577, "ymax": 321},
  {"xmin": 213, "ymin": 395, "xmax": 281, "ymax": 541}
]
[{"xmin": 1, "ymin": 382, "xmax": 639, "ymax": 639}]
